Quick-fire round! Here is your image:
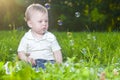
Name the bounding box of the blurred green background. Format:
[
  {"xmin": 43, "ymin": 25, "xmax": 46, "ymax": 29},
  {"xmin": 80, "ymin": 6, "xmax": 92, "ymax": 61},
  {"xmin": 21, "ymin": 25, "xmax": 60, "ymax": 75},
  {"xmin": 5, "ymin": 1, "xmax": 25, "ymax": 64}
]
[{"xmin": 0, "ymin": 0, "xmax": 119, "ymax": 31}]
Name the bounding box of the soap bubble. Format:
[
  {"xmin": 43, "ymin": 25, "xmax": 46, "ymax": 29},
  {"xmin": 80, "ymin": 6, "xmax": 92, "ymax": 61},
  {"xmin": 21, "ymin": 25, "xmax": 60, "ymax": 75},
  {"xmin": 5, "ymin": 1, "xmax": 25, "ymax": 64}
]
[
  {"xmin": 57, "ymin": 20, "xmax": 63, "ymax": 26},
  {"xmin": 44, "ymin": 3, "xmax": 51, "ymax": 10},
  {"xmin": 75, "ymin": 12, "xmax": 80, "ymax": 17}
]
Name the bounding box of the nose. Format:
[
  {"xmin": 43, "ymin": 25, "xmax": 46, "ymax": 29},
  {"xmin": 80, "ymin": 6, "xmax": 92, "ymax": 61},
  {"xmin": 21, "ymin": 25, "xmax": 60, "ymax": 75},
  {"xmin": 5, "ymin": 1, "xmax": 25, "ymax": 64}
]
[
  {"xmin": 42, "ymin": 21, "xmax": 48, "ymax": 28},
  {"xmin": 42, "ymin": 21, "xmax": 47, "ymax": 26}
]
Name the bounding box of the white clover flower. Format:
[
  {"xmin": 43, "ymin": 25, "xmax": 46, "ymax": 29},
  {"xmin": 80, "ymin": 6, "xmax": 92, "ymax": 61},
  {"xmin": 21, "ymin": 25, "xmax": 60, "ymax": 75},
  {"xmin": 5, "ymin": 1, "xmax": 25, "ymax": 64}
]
[
  {"xmin": 14, "ymin": 62, "xmax": 21, "ymax": 72},
  {"xmin": 64, "ymin": 62, "xmax": 69, "ymax": 67},
  {"xmin": 35, "ymin": 67, "xmax": 40, "ymax": 73},
  {"xmin": 4, "ymin": 62, "xmax": 11, "ymax": 74},
  {"xmin": 69, "ymin": 39, "xmax": 74, "ymax": 46},
  {"xmin": 92, "ymin": 36, "xmax": 96, "ymax": 41},
  {"xmin": 70, "ymin": 67, "xmax": 75, "ymax": 72},
  {"xmin": 113, "ymin": 68, "xmax": 119, "ymax": 76},
  {"xmin": 97, "ymin": 67, "xmax": 104, "ymax": 77},
  {"xmin": 81, "ymin": 48, "xmax": 87, "ymax": 55},
  {"xmin": 97, "ymin": 47, "xmax": 102, "ymax": 52},
  {"xmin": 90, "ymin": 68, "xmax": 95, "ymax": 75}
]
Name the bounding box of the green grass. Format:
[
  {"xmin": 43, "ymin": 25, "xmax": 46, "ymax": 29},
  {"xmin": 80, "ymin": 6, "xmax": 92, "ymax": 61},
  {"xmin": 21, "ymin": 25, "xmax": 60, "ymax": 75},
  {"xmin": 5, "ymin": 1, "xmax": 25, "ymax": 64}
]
[
  {"xmin": 55, "ymin": 32, "xmax": 120, "ymax": 65},
  {"xmin": 0, "ymin": 30, "xmax": 120, "ymax": 80}
]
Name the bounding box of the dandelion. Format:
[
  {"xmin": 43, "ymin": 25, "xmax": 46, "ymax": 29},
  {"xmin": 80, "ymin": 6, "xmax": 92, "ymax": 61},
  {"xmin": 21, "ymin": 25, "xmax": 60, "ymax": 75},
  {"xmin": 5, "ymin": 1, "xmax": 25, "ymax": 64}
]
[
  {"xmin": 67, "ymin": 32, "xmax": 72, "ymax": 38},
  {"xmin": 8, "ymin": 24, "xmax": 12, "ymax": 29},
  {"xmin": 67, "ymin": 32, "xmax": 72, "ymax": 36},
  {"xmin": 67, "ymin": 2, "xmax": 73, "ymax": 7},
  {"xmin": 64, "ymin": 1, "xmax": 68, "ymax": 4}
]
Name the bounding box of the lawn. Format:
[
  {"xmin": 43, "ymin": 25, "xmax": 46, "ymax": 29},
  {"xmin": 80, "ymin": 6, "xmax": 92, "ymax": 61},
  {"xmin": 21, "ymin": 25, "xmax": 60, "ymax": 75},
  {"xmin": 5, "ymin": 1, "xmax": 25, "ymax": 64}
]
[{"xmin": 0, "ymin": 30, "xmax": 120, "ymax": 80}]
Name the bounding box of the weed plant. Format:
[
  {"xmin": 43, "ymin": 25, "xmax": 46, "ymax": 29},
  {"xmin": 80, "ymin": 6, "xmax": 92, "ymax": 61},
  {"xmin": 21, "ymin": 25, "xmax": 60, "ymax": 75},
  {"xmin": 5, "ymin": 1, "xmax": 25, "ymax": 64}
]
[{"xmin": 0, "ymin": 30, "xmax": 120, "ymax": 79}]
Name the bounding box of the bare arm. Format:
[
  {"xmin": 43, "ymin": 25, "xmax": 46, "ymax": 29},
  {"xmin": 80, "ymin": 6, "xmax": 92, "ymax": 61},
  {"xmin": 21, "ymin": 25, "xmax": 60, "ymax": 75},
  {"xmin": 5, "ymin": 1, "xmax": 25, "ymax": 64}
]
[
  {"xmin": 18, "ymin": 52, "xmax": 36, "ymax": 65},
  {"xmin": 18, "ymin": 52, "xmax": 27, "ymax": 61},
  {"xmin": 53, "ymin": 50, "xmax": 63, "ymax": 64}
]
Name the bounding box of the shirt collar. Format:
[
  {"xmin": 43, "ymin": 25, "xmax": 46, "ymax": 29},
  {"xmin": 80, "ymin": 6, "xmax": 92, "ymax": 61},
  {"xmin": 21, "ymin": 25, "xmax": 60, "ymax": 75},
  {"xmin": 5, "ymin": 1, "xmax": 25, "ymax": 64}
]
[{"xmin": 25, "ymin": 29, "xmax": 48, "ymax": 40}]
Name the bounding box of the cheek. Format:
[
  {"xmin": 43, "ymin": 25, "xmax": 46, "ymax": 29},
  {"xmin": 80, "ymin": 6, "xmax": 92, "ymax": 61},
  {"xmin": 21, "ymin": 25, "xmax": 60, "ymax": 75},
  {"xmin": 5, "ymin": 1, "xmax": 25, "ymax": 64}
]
[{"xmin": 46, "ymin": 25, "xmax": 49, "ymax": 29}]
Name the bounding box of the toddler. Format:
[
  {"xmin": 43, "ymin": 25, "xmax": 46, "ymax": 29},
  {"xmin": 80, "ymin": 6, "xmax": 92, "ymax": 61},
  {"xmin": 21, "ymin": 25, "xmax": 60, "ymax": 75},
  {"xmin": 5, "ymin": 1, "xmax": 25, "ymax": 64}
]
[{"xmin": 17, "ymin": 3, "xmax": 62, "ymax": 69}]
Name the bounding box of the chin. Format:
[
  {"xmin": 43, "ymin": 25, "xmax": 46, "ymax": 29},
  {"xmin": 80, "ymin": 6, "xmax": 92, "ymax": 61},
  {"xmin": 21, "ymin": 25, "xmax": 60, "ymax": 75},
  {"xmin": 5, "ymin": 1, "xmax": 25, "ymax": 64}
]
[
  {"xmin": 40, "ymin": 30, "xmax": 47, "ymax": 35},
  {"xmin": 37, "ymin": 30, "xmax": 46, "ymax": 34},
  {"xmin": 43, "ymin": 30, "xmax": 47, "ymax": 33}
]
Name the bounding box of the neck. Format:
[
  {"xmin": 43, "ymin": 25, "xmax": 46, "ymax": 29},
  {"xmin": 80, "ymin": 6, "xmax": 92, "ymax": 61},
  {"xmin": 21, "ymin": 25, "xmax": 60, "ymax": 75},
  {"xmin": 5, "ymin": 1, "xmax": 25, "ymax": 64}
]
[{"xmin": 31, "ymin": 31, "xmax": 44, "ymax": 40}]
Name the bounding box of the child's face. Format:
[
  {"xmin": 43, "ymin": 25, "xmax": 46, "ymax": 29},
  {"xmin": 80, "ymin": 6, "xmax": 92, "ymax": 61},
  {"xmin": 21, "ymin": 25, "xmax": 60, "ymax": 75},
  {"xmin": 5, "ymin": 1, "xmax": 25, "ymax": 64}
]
[{"xmin": 28, "ymin": 11, "xmax": 48, "ymax": 35}]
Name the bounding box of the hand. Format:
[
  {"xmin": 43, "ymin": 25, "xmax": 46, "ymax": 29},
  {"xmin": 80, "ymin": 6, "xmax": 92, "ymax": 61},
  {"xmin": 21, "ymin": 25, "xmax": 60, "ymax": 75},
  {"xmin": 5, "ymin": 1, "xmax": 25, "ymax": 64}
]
[
  {"xmin": 26, "ymin": 53, "xmax": 30, "ymax": 57},
  {"xmin": 26, "ymin": 57, "xmax": 36, "ymax": 66}
]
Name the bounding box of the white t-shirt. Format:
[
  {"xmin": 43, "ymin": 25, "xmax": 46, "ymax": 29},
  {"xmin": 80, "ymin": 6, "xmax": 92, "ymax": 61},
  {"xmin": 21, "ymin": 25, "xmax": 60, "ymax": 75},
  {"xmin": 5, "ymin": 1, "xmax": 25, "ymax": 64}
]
[{"xmin": 17, "ymin": 30, "xmax": 61, "ymax": 60}]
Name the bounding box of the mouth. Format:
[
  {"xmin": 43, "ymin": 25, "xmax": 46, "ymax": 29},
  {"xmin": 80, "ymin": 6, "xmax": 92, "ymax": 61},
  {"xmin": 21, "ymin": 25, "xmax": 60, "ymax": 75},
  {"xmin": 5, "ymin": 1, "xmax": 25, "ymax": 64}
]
[{"xmin": 42, "ymin": 29, "xmax": 47, "ymax": 32}]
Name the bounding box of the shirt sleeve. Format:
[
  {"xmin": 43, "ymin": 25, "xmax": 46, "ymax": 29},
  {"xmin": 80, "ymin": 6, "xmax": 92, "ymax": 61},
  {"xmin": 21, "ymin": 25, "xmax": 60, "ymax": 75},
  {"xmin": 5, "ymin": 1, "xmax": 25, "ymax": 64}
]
[
  {"xmin": 17, "ymin": 37, "xmax": 28, "ymax": 53},
  {"xmin": 51, "ymin": 36, "xmax": 61, "ymax": 52}
]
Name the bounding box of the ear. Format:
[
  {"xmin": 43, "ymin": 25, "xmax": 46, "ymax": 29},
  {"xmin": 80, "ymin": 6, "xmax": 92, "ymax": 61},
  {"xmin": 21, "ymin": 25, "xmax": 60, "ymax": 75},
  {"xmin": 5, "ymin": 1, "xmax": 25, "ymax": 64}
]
[{"xmin": 27, "ymin": 20, "xmax": 32, "ymax": 28}]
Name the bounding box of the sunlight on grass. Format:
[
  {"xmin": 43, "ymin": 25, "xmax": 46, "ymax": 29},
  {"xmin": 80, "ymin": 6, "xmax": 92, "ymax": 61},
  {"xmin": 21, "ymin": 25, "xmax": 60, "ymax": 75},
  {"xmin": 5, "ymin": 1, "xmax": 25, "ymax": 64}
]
[
  {"xmin": 0, "ymin": 0, "xmax": 24, "ymax": 10},
  {"xmin": 0, "ymin": 0, "xmax": 13, "ymax": 8}
]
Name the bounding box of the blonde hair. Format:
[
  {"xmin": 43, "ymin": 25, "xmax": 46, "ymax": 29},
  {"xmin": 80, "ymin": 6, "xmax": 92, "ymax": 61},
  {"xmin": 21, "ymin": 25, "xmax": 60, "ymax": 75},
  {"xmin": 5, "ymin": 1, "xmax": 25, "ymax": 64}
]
[{"xmin": 24, "ymin": 3, "xmax": 48, "ymax": 21}]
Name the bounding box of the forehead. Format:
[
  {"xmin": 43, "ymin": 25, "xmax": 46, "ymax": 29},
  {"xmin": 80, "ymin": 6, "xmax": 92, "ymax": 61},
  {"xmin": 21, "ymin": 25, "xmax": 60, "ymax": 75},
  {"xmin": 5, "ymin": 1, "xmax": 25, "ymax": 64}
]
[{"xmin": 30, "ymin": 11, "xmax": 48, "ymax": 19}]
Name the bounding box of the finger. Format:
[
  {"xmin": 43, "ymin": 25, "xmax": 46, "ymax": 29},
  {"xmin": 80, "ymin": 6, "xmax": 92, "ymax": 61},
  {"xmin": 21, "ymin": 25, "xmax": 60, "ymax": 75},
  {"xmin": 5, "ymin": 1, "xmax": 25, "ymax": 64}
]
[
  {"xmin": 26, "ymin": 53, "xmax": 30, "ymax": 57},
  {"xmin": 27, "ymin": 58, "xmax": 32, "ymax": 64},
  {"xmin": 31, "ymin": 58, "xmax": 36, "ymax": 66}
]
